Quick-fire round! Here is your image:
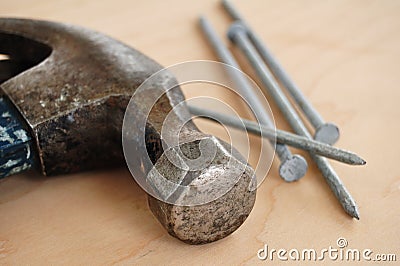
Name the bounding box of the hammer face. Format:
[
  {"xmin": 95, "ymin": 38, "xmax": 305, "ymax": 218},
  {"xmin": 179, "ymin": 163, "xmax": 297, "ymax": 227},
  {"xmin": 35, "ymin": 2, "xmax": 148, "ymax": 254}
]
[{"xmin": 147, "ymin": 136, "xmax": 256, "ymax": 244}]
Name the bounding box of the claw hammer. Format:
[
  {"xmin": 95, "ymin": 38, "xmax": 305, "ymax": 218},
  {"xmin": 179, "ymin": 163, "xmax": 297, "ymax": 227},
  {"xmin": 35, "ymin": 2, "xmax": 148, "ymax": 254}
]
[{"xmin": 0, "ymin": 18, "xmax": 256, "ymax": 244}]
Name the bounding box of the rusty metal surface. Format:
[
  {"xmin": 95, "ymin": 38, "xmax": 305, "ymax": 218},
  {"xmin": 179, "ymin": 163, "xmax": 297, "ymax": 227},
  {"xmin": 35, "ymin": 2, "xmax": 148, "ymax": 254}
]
[
  {"xmin": 0, "ymin": 18, "xmax": 170, "ymax": 175},
  {"xmin": 0, "ymin": 18, "xmax": 257, "ymax": 244}
]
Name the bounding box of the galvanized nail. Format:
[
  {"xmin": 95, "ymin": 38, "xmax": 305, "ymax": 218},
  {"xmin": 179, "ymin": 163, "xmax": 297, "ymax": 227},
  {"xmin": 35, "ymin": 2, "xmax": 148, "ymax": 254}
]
[
  {"xmin": 189, "ymin": 105, "xmax": 365, "ymax": 166},
  {"xmin": 222, "ymin": 0, "xmax": 340, "ymax": 145},
  {"xmin": 228, "ymin": 22, "xmax": 359, "ymax": 219},
  {"xmin": 199, "ymin": 16, "xmax": 307, "ymax": 182}
]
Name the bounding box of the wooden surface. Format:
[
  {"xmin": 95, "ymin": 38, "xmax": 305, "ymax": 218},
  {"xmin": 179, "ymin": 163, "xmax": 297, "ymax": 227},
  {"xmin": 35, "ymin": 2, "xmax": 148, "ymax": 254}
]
[{"xmin": 1, "ymin": 0, "xmax": 399, "ymax": 265}]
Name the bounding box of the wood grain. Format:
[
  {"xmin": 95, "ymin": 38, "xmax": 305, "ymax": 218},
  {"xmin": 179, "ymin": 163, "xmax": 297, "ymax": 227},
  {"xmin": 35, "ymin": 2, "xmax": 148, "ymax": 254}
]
[{"xmin": 1, "ymin": 0, "xmax": 399, "ymax": 265}]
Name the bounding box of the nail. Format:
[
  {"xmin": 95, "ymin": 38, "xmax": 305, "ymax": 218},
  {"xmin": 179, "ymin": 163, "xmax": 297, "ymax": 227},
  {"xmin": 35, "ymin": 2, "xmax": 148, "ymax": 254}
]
[
  {"xmin": 199, "ymin": 16, "xmax": 307, "ymax": 182},
  {"xmin": 188, "ymin": 105, "xmax": 365, "ymax": 165},
  {"xmin": 221, "ymin": 0, "xmax": 340, "ymax": 145},
  {"xmin": 228, "ymin": 22, "xmax": 359, "ymax": 219}
]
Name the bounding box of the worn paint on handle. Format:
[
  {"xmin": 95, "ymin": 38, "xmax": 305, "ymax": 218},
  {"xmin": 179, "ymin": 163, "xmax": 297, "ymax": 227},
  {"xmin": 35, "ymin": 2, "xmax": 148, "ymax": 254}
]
[{"xmin": 0, "ymin": 96, "xmax": 36, "ymax": 178}]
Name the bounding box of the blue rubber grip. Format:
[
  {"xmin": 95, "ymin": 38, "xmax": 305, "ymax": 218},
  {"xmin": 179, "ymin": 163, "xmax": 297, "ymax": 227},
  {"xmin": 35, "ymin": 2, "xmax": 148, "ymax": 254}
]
[{"xmin": 0, "ymin": 96, "xmax": 36, "ymax": 178}]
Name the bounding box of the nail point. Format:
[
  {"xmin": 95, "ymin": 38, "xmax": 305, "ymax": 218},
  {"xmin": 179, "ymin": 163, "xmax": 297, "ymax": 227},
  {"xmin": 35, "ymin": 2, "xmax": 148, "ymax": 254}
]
[{"xmin": 346, "ymin": 204, "xmax": 360, "ymax": 220}]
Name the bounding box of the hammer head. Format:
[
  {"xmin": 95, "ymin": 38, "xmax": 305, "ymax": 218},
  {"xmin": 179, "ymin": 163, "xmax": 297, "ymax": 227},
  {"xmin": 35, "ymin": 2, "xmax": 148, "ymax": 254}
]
[{"xmin": 0, "ymin": 18, "xmax": 257, "ymax": 244}]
